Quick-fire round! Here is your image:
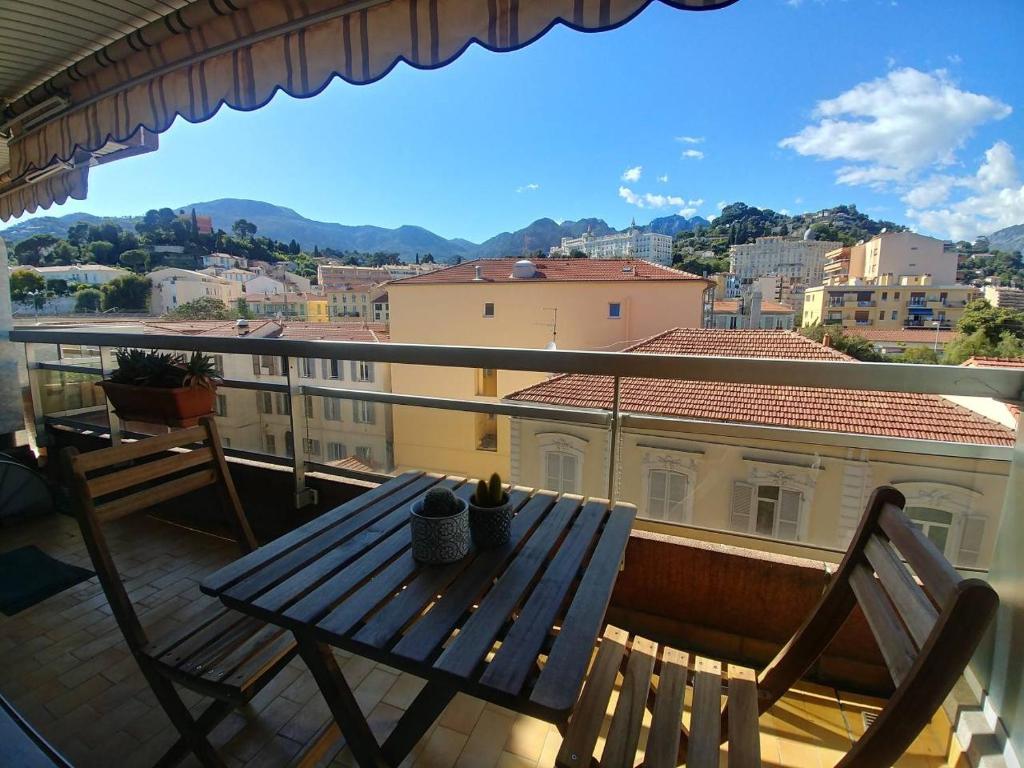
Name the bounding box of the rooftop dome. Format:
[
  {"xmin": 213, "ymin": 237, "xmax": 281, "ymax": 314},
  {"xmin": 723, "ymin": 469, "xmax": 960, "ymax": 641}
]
[{"xmin": 511, "ymin": 259, "xmax": 537, "ymax": 279}]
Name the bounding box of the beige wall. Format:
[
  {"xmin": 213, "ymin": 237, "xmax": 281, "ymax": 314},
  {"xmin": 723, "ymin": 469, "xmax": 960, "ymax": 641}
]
[
  {"xmin": 511, "ymin": 417, "xmax": 1008, "ymax": 569},
  {"xmin": 803, "ymin": 283, "xmax": 977, "ymax": 329},
  {"xmin": 863, "ymin": 232, "xmax": 954, "ymax": 284},
  {"xmin": 151, "ymin": 274, "xmax": 242, "ymax": 314},
  {"xmin": 387, "ymin": 278, "xmax": 710, "ymax": 478}
]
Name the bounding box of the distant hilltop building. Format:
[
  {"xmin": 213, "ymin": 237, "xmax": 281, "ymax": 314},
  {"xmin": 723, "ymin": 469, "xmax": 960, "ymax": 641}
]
[
  {"xmin": 549, "ymin": 225, "xmax": 673, "ymax": 266},
  {"xmin": 728, "ymin": 234, "xmax": 843, "ymax": 287}
]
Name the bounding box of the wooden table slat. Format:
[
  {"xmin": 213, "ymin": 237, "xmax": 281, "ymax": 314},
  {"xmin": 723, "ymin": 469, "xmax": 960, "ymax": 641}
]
[
  {"xmin": 529, "ymin": 503, "xmax": 636, "ymax": 713},
  {"xmin": 317, "ymin": 552, "xmax": 420, "ymax": 638},
  {"xmin": 352, "ymin": 489, "xmax": 532, "ymax": 650},
  {"xmin": 390, "ymin": 491, "xmax": 557, "ymax": 664},
  {"xmin": 201, "ymin": 470, "xmax": 426, "ymax": 595},
  {"xmin": 478, "ymin": 500, "xmax": 607, "ymax": 695},
  {"xmin": 433, "ymin": 496, "xmax": 583, "ymax": 679},
  {"xmin": 225, "ymin": 474, "xmax": 446, "ymax": 604}
]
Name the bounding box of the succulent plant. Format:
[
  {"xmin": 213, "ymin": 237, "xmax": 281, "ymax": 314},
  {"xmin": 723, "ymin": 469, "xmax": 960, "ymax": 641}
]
[
  {"xmin": 420, "ymin": 486, "xmax": 462, "ymax": 518},
  {"xmin": 474, "ymin": 472, "xmax": 506, "ymax": 508},
  {"xmin": 109, "ymin": 348, "xmax": 222, "ymax": 389}
]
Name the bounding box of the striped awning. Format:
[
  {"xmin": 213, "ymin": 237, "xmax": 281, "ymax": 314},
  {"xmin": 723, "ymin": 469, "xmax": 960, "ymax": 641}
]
[{"xmin": 0, "ymin": 0, "xmax": 737, "ymax": 221}]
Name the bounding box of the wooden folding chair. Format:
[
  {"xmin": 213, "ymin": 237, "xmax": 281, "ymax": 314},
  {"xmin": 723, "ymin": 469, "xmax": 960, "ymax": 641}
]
[
  {"xmin": 557, "ymin": 486, "xmax": 999, "ymax": 767},
  {"xmin": 61, "ymin": 417, "xmax": 297, "ymax": 768}
]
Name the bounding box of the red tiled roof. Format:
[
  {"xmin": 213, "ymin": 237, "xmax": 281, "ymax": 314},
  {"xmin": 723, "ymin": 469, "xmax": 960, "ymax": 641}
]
[
  {"xmin": 506, "ymin": 329, "xmax": 1013, "ymax": 446},
  {"xmin": 713, "ymin": 299, "xmax": 794, "ymax": 314},
  {"xmin": 392, "ymin": 258, "xmax": 706, "ymax": 284},
  {"xmin": 633, "ymin": 328, "xmax": 851, "ymax": 360},
  {"xmin": 143, "ymin": 320, "xmax": 389, "ymax": 342},
  {"xmin": 962, "ymin": 356, "xmax": 1024, "ymax": 368},
  {"xmin": 848, "ymin": 328, "xmax": 959, "ymax": 344}
]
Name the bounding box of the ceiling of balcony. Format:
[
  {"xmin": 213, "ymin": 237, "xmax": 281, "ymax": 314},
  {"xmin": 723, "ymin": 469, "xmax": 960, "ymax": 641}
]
[{"xmin": 0, "ymin": 0, "xmax": 192, "ymax": 105}]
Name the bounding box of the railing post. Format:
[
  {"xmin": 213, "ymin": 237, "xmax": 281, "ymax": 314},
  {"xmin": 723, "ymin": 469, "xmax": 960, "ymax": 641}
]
[
  {"xmin": 607, "ymin": 375, "xmax": 621, "ymax": 503},
  {"xmin": 98, "ymin": 346, "xmax": 122, "ymax": 447},
  {"xmin": 285, "ymin": 354, "xmax": 318, "ymax": 509},
  {"xmin": 24, "ymin": 343, "xmax": 48, "ymax": 447}
]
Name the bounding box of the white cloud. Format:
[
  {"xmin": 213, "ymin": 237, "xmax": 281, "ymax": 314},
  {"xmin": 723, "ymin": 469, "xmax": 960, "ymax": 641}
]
[
  {"xmin": 679, "ymin": 207, "xmax": 699, "ymax": 218},
  {"xmin": 779, "ymin": 68, "xmax": 1011, "ymax": 187},
  {"xmin": 681, "ymin": 149, "xmax": 704, "ymax": 160},
  {"xmin": 618, "ymin": 186, "xmax": 689, "ymax": 209},
  {"xmin": 716, "ymin": 201, "xmax": 728, "ymax": 210},
  {"xmin": 516, "ymin": 183, "xmax": 540, "ymax": 193},
  {"xmin": 905, "ymin": 141, "xmax": 1024, "ymax": 240},
  {"xmin": 658, "ymin": 174, "xmax": 669, "ymax": 183},
  {"xmin": 948, "ymin": 53, "xmax": 962, "ymax": 65},
  {"xmin": 779, "ymin": 208, "xmax": 791, "ymax": 215},
  {"xmin": 675, "ymin": 136, "xmax": 704, "ymax": 144},
  {"xmin": 621, "ymin": 165, "xmax": 643, "ymax": 183}
]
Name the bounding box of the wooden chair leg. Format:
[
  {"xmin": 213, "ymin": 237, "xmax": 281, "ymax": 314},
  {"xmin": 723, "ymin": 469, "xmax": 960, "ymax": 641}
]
[
  {"xmin": 140, "ymin": 663, "xmax": 227, "ymax": 768},
  {"xmin": 153, "ymin": 698, "xmax": 236, "ymax": 768}
]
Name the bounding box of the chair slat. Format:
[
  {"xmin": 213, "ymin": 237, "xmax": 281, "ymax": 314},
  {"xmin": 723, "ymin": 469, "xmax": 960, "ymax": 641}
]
[
  {"xmin": 646, "ymin": 646, "xmax": 688, "ymax": 768},
  {"xmin": 86, "ymin": 447, "xmax": 214, "ymax": 498},
  {"xmin": 878, "ymin": 503, "xmax": 958, "ymax": 607},
  {"xmin": 73, "ymin": 425, "xmax": 207, "ymax": 472},
  {"xmin": 688, "ymin": 656, "xmax": 723, "ymax": 768},
  {"xmin": 556, "ymin": 626, "xmax": 629, "ymax": 768},
  {"xmin": 849, "ymin": 563, "xmax": 916, "ymax": 685},
  {"xmin": 602, "ymin": 635, "xmax": 658, "ymax": 768},
  {"xmin": 93, "ymin": 468, "xmax": 218, "ymax": 523},
  {"xmin": 727, "ymin": 665, "xmax": 762, "ymax": 768},
  {"xmin": 864, "ymin": 535, "xmax": 938, "ymax": 647}
]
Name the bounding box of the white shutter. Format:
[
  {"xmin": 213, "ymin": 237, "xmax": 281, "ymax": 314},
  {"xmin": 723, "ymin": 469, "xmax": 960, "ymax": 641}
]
[
  {"xmin": 730, "ymin": 482, "xmax": 753, "ymax": 532},
  {"xmin": 777, "ymin": 490, "xmax": 802, "ymax": 541},
  {"xmin": 252, "ymin": 355, "xmax": 260, "ymax": 375},
  {"xmin": 544, "ymin": 452, "xmax": 560, "ymax": 491},
  {"xmin": 957, "ymin": 517, "xmax": 985, "ymax": 567},
  {"xmin": 366, "ymin": 362, "xmax": 375, "ymax": 383},
  {"xmin": 667, "ymin": 472, "xmax": 687, "ymax": 524},
  {"xmin": 321, "ymin": 359, "xmax": 330, "ymax": 378},
  {"xmin": 350, "ymin": 361, "xmax": 358, "ymax": 380}
]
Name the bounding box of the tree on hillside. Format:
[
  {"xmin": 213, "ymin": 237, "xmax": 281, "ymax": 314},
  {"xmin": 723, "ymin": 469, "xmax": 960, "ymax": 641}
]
[
  {"xmin": 955, "ymin": 299, "xmax": 1024, "ymax": 345},
  {"xmin": 231, "ymin": 219, "xmax": 258, "ymax": 240},
  {"xmin": 9, "ymin": 269, "xmax": 45, "ymax": 300},
  {"xmin": 13, "ymin": 234, "xmax": 58, "ymax": 266},
  {"xmin": 87, "ymin": 240, "xmax": 117, "ymax": 265},
  {"xmin": 163, "ymin": 297, "xmax": 236, "ymax": 321},
  {"xmin": 118, "ymin": 248, "xmax": 150, "ymax": 273},
  {"xmin": 75, "ymin": 288, "xmax": 102, "ymax": 312},
  {"xmin": 943, "ymin": 329, "xmax": 1024, "ymax": 365},
  {"xmin": 66, "ymin": 222, "xmax": 91, "ymax": 246},
  {"xmin": 48, "ymin": 241, "xmax": 79, "ymax": 266},
  {"xmin": 800, "ymin": 323, "xmax": 883, "ymax": 362},
  {"xmin": 101, "ymin": 274, "xmax": 150, "ymax": 311}
]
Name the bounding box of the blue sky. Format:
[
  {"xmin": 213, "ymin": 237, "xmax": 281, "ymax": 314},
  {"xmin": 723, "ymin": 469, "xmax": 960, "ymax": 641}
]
[{"xmin": 4, "ymin": 0, "xmax": 1023, "ymax": 243}]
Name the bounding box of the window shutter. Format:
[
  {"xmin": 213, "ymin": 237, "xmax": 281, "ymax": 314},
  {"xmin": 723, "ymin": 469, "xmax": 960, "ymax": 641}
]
[
  {"xmin": 729, "ymin": 482, "xmax": 753, "ymax": 532},
  {"xmin": 957, "ymin": 517, "xmax": 985, "ymax": 567},
  {"xmin": 366, "ymin": 363, "xmax": 374, "ymax": 383},
  {"xmin": 252, "ymin": 355, "xmax": 260, "ymax": 375},
  {"xmin": 304, "ymin": 396, "xmax": 314, "ymax": 419},
  {"xmin": 350, "ymin": 361, "xmax": 358, "ymax": 380},
  {"xmin": 322, "ymin": 359, "xmax": 330, "ymax": 378},
  {"xmin": 778, "ymin": 490, "xmax": 802, "ymax": 541}
]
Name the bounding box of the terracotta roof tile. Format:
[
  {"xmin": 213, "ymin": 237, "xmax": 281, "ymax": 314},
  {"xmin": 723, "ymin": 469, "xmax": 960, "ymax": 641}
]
[
  {"xmin": 962, "ymin": 356, "xmax": 1024, "ymax": 368},
  {"xmin": 631, "ymin": 328, "xmax": 851, "ymax": 360},
  {"xmin": 506, "ymin": 328, "xmax": 1013, "ymax": 446},
  {"xmin": 392, "ymin": 258, "xmax": 706, "ymax": 284},
  {"xmin": 142, "ymin": 320, "xmax": 389, "ymax": 342},
  {"xmin": 713, "ymin": 299, "xmax": 794, "ymax": 314},
  {"xmin": 848, "ymin": 328, "xmax": 959, "ymax": 343}
]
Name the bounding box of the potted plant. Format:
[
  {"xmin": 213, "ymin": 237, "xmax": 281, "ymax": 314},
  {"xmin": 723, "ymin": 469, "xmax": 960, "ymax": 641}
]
[
  {"xmin": 410, "ymin": 486, "xmax": 470, "ymax": 564},
  {"xmin": 99, "ymin": 348, "xmax": 222, "ymax": 427},
  {"xmin": 469, "ymin": 472, "xmax": 513, "ymax": 549}
]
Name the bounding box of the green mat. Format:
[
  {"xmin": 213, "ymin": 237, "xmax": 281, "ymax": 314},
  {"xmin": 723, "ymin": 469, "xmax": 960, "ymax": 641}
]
[{"xmin": 0, "ymin": 546, "xmax": 94, "ymax": 616}]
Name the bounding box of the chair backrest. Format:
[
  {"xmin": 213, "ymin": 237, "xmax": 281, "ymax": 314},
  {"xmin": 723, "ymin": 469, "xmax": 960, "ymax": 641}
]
[
  {"xmin": 61, "ymin": 416, "xmax": 256, "ymax": 652},
  {"xmin": 752, "ymin": 486, "xmax": 998, "ymax": 767}
]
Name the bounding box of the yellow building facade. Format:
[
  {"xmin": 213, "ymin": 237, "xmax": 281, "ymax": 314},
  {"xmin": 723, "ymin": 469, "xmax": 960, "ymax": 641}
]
[
  {"xmin": 803, "ymin": 277, "xmax": 979, "ymax": 330},
  {"xmin": 387, "ymin": 258, "xmax": 712, "ymax": 479}
]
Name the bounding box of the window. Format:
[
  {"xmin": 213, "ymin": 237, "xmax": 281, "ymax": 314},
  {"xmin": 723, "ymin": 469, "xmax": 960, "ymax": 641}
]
[
  {"xmin": 646, "ymin": 470, "xmax": 687, "ymax": 523},
  {"xmin": 475, "ymin": 412, "xmax": 497, "ymax": 451},
  {"xmin": 213, "ymin": 355, "xmax": 225, "ymax": 376},
  {"xmin": 298, "ymin": 357, "xmax": 316, "ymax": 378},
  {"xmin": 264, "ymin": 433, "xmax": 276, "ymax": 454},
  {"xmin": 879, "ymin": 311, "xmax": 885, "ymax": 320},
  {"xmin": 324, "ymin": 397, "xmax": 342, "ymax": 421},
  {"xmin": 353, "ymin": 400, "xmax": 376, "ymax": 424},
  {"xmin": 303, "ymin": 438, "xmax": 321, "ymax": 457},
  {"xmin": 483, "ymin": 302, "xmax": 495, "ymax": 318},
  {"xmin": 881, "ymin": 292, "xmax": 888, "ymax": 301},
  {"xmin": 894, "ymin": 292, "xmax": 901, "ymax": 300},
  {"xmin": 730, "ymin": 482, "xmax": 801, "ymax": 541},
  {"xmin": 327, "ymin": 442, "xmax": 347, "ymax": 461},
  {"xmin": 257, "ymin": 392, "xmax": 272, "ymax": 414},
  {"xmin": 276, "ymin": 393, "xmax": 291, "ymax": 416},
  {"xmin": 544, "ymin": 452, "xmax": 579, "ymax": 495},
  {"xmin": 258, "ymin": 355, "xmax": 279, "ymax": 375},
  {"xmin": 215, "ymin": 394, "xmax": 228, "ymax": 417},
  {"xmin": 476, "ymin": 368, "xmax": 497, "ymax": 397},
  {"xmin": 322, "ymin": 359, "xmax": 343, "ymax": 380},
  {"xmin": 351, "ymin": 361, "xmax": 374, "ymax": 382},
  {"xmin": 304, "ymin": 396, "xmax": 314, "ymax": 419},
  {"xmin": 906, "ymin": 507, "xmax": 985, "ymax": 567},
  {"xmin": 355, "ymin": 446, "xmax": 373, "ymax": 465},
  {"xmin": 728, "ymin": 316, "xmax": 738, "ymax": 329},
  {"xmin": 608, "ymin": 302, "xmax": 622, "ymax": 319},
  {"xmin": 891, "ymin": 311, "xmax": 898, "ymax": 321},
  {"xmin": 222, "ymin": 436, "xmax": 231, "ymax": 448},
  {"xmin": 284, "ymin": 430, "xmax": 294, "ymax": 457}
]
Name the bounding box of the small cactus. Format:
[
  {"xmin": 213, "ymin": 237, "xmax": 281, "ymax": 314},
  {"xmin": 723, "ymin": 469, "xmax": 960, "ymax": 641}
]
[
  {"xmin": 421, "ymin": 486, "xmax": 462, "ymax": 518},
  {"xmin": 474, "ymin": 472, "xmax": 506, "ymax": 508}
]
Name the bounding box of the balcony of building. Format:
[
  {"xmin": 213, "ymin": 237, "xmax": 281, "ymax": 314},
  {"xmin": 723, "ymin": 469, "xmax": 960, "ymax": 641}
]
[{"xmin": 1, "ymin": 325, "xmax": 1021, "ymax": 767}]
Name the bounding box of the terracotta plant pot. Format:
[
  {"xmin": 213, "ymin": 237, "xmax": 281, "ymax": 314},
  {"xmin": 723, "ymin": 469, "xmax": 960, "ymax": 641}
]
[
  {"xmin": 409, "ymin": 498, "xmax": 470, "ymax": 564},
  {"xmin": 469, "ymin": 494, "xmax": 513, "ymax": 549},
  {"xmin": 99, "ymin": 381, "xmax": 216, "ymax": 428}
]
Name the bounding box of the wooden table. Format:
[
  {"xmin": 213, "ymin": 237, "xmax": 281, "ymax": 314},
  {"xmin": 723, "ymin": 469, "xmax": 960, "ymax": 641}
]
[{"xmin": 200, "ymin": 471, "xmax": 636, "ymax": 767}]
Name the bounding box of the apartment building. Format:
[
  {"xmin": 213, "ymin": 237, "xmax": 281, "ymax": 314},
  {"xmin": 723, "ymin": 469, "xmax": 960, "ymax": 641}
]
[
  {"xmin": 29, "ymin": 264, "xmax": 131, "ymax": 285},
  {"xmin": 549, "ymin": 227, "xmax": 673, "ymax": 265},
  {"xmin": 325, "ymin": 280, "xmax": 386, "ymax": 319},
  {"xmin": 803, "ymin": 277, "xmax": 978, "ymax": 329},
  {"xmin": 505, "ymin": 328, "xmax": 1012, "ymax": 568},
  {"xmin": 371, "ymin": 291, "xmax": 389, "ymax": 322},
  {"xmin": 983, "ymin": 284, "xmax": 1024, "ymax": 311},
  {"xmin": 317, "ymin": 262, "xmax": 442, "ymax": 289},
  {"xmin": 712, "ymin": 293, "xmax": 794, "ymax": 329},
  {"xmin": 201, "ymin": 253, "xmax": 247, "ymax": 270},
  {"xmin": 823, "ymin": 231, "xmax": 954, "ymax": 286},
  {"xmin": 244, "ymin": 290, "xmax": 318, "ymax": 319},
  {"xmin": 387, "ymin": 258, "xmax": 713, "ymax": 478},
  {"xmin": 149, "ymin": 267, "xmax": 243, "ymax": 314},
  {"xmin": 728, "ymin": 234, "xmax": 842, "ymax": 287}
]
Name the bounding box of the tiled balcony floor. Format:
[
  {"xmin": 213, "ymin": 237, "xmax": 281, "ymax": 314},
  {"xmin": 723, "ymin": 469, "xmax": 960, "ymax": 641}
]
[{"xmin": 1, "ymin": 510, "xmax": 953, "ymax": 768}]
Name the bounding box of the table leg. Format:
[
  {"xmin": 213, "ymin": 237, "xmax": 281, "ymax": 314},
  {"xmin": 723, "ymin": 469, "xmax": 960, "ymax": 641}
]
[
  {"xmin": 294, "ymin": 632, "xmax": 388, "ymax": 768},
  {"xmin": 381, "ymin": 681, "xmax": 457, "ymax": 765}
]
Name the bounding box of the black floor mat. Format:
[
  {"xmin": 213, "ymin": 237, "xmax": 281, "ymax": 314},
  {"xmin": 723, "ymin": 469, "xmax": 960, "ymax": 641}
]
[{"xmin": 0, "ymin": 546, "xmax": 94, "ymax": 616}]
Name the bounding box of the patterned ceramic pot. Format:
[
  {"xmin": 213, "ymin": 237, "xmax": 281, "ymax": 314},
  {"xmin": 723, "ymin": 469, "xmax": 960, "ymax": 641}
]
[
  {"xmin": 468, "ymin": 496, "xmax": 513, "ymax": 549},
  {"xmin": 410, "ymin": 498, "xmax": 470, "ymax": 564}
]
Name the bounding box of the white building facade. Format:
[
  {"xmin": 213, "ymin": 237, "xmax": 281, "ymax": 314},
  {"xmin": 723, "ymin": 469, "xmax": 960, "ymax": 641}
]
[
  {"xmin": 550, "ymin": 228, "xmax": 673, "ymax": 265},
  {"xmin": 729, "ymin": 236, "xmax": 842, "ymax": 286}
]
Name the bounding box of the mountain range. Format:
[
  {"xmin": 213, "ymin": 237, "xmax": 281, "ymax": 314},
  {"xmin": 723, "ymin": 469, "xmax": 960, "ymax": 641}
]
[{"xmin": 0, "ymin": 198, "xmax": 708, "ymax": 261}]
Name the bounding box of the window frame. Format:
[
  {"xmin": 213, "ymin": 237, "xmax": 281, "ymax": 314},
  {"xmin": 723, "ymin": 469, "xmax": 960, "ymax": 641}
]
[{"xmin": 608, "ymin": 302, "xmax": 622, "ymax": 319}]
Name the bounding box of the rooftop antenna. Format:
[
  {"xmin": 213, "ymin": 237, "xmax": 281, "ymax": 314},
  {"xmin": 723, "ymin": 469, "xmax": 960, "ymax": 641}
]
[{"xmin": 535, "ymin": 307, "xmax": 558, "ymax": 350}]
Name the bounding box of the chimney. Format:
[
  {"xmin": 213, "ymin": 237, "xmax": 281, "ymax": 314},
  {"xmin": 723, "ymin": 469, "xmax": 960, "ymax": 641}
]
[
  {"xmin": 473, "ymin": 265, "xmax": 483, "ymax": 281},
  {"xmin": 236, "ymin": 318, "xmax": 250, "ymax": 336},
  {"xmin": 748, "ymin": 291, "xmax": 762, "ymax": 329},
  {"xmin": 822, "ymin": 333, "xmax": 833, "ymax": 348}
]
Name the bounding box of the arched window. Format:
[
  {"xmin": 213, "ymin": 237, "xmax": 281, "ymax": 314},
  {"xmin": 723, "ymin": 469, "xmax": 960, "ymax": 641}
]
[
  {"xmin": 536, "ymin": 432, "xmax": 587, "ymax": 495},
  {"xmin": 646, "ymin": 469, "xmax": 688, "ymax": 524},
  {"xmin": 893, "ymin": 482, "xmax": 987, "ymax": 568}
]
